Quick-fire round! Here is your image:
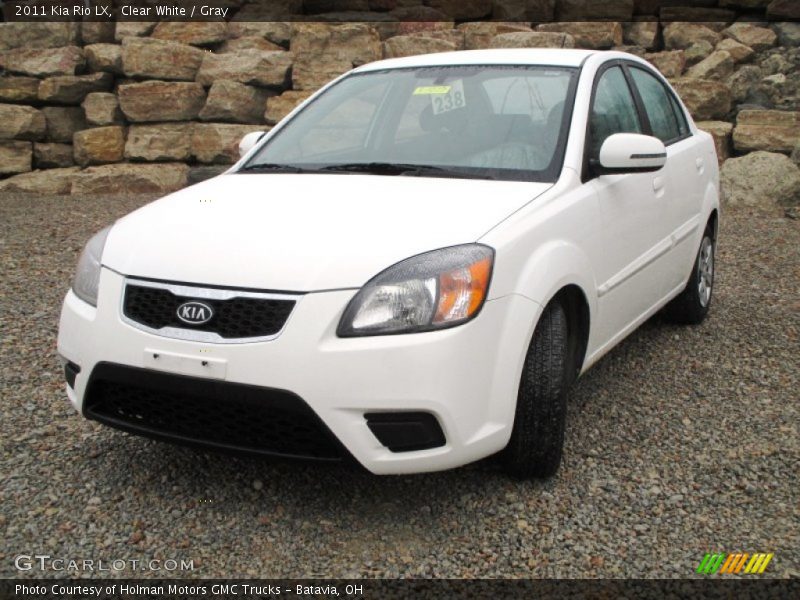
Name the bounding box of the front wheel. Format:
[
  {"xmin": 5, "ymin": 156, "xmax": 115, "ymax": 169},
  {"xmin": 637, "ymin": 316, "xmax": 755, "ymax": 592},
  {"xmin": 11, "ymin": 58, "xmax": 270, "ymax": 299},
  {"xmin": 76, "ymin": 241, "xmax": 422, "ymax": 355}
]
[
  {"xmin": 663, "ymin": 229, "xmax": 715, "ymax": 325},
  {"xmin": 501, "ymin": 301, "xmax": 569, "ymax": 479}
]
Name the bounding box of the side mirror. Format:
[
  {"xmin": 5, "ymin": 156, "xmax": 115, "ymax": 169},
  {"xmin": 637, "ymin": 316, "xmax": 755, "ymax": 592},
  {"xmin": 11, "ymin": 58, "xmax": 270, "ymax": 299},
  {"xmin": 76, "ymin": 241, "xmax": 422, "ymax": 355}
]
[
  {"xmin": 596, "ymin": 133, "xmax": 667, "ymax": 174},
  {"xmin": 238, "ymin": 131, "xmax": 267, "ymax": 158}
]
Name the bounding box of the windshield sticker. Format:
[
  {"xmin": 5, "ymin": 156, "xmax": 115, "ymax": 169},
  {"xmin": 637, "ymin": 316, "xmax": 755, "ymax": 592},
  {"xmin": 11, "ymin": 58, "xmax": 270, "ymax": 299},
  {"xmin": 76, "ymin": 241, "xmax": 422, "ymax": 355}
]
[
  {"xmin": 428, "ymin": 80, "xmax": 465, "ymax": 115},
  {"xmin": 413, "ymin": 85, "xmax": 451, "ymax": 95}
]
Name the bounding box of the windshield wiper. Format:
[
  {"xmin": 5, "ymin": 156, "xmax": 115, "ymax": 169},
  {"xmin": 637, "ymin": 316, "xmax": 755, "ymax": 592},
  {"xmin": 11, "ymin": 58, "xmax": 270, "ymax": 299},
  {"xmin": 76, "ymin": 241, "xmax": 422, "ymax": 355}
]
[
  {"xmin": 318, "ymin": 162, "xmax": 438, "ymax": 174},
  {"xmin": 318, "ymin": 162, "xmax": 493, "ymax": 179},
  {"xmin": 238, "ymin": 163, "xmax": 316, "ymax": 173}
]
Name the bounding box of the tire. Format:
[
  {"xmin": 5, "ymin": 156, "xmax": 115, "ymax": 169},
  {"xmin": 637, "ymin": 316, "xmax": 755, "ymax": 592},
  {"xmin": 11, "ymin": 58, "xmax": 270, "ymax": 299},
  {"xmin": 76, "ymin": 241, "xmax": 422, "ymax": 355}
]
[
  {"xmin": 663, "ymin": 227, "xmax": 715, "ymax": 325},
  {"xmin": 501, "ymin": 301, "xmax": 569, "ymax": 479}
]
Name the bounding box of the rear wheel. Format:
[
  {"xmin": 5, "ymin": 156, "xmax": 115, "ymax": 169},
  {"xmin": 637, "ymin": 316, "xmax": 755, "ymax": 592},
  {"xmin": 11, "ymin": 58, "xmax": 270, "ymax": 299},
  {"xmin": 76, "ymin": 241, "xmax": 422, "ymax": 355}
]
[
  {"xmin": 501, "ymin": 301, "xmax": 569, "ymax": 479},
  {"xmin": 663, "ymin": 228, "xmax": 715, "ymax": 325}
]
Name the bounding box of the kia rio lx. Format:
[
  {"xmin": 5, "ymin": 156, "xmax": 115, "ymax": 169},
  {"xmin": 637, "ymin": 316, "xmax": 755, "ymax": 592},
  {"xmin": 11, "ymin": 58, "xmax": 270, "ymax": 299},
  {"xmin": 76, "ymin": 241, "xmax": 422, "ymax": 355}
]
[{"xmin": 58, "ymin": 49, "xmax": 719, "ymax": 478}]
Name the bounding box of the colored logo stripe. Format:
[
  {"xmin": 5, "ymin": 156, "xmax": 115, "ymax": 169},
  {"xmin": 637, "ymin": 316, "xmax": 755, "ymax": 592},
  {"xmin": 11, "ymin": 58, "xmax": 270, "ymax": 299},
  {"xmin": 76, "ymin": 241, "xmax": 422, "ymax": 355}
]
[
  {"xmin": 697, "ymin": 553, "xmax": 774, "ymax": 575},
  {"xmin": 745, "ymin": 553, "xmax": 774, "ymax": 574},
  {"xmin": 697, "ymin": 553, "xmax": 726, "ymax": 574}
]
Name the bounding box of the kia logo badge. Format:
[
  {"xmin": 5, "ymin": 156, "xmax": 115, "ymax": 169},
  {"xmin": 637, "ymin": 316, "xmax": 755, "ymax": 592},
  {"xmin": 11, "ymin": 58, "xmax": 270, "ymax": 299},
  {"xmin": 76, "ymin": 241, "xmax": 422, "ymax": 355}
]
[{"xmin": 176, "ymin": 301, "xmax": 214, "ymax": 326}]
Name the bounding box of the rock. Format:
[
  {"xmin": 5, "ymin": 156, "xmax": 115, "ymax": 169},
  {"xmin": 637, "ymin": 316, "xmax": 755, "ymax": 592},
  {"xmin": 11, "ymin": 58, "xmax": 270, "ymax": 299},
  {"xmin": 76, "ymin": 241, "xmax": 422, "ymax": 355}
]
[
  {"xmin": 151, "ymin": 21, "xmax": 229, "ymax": 46},
  {"xmin": 0, "ymin": 22, "xmax": 79, "ymax": 51},
  {"xmin": 217, "ymin": 37, "xmax": 286, "ymax": 53},
  {"xmin": 80, "ymin": 22, "xmax": 115, "ymax": 45},
  {"xmin": 659, "ymin": 7, "xmax": 736, "ymax": 24},
  {"xmin": 0, "ymin": 167, "xmax": 80, "ymax": 194},
  {"xmin": 768, "ymin": 0, "xmax": 800, "ymax": 19},
  {"xmin": 38, "ymin": 72, "xmax": 113, "ymax": 104},
  {"xmin": 264, "ymin": 90, "xmax": 314, "ymax": 125},
  {"xmin": 0, "ymin": 77, "xmax": 40, "ymax": 103},
  {"xmin": 84, "ymin": 44, "xmax": 123, "ymax": 75},
  {"xmin": 686, "ymin": 50, "xmax": 734, "ymax": 80},
  {"xmin": 721, "ymin": 151, "xmax": 800, "ymax": 208},
  {"xmin": 82, "ymin": 93, "xmax": 123, "ymax": 126},
  {"xmin": 199, "ymin": 81, "xmax": 268, "ymax": 124},
  {"xmin": 663, "ymin": 23, "xmax": 721, "ymax": 50},
  {"xmin": 771, "ymin": 22, "xmax": 800, "ymax": 47},
  {"xmin": 384, "ymin": 35, "xmax": 457, "ymax": 58},
  {"xmin": 623, "ymin": 21, "xmax": 658, "ymax": 50},
  {"xmin": 457, "ymin": 22, "xmax": 532, "ymax": 50},
  {"xmin": 684, "ymin": 41, "xmax": 714, "ymax": 66},
  {"xmin": 716, "ymin": 39, "xmax": 754, "ymax": 64},
  {"xmin": 0, "ymin": 105, "xmax": 47, "ymax": 141},
  {"xmin": 125, "ymin": 124, "xmax": 194, "ymax": 162},
  {"xmin": 196, "ymin": 50, "xmax": 293, "ymax": 89},
  {"xmin": 719, "ymin": 0, "xmax": 771, "ymax": 7},
  {"xmin": 192, "ymin": 124, "xmax": 267, "ymax": 164},
  {"xmin": 42, "ymin": 107, "xmax": 86, "ymax": 143},
  {"xmin": 291, "ymin": 23, "xmax": 381, "ymax": 91},
  {"xmin": 424, "ymin": 0, "xmax": 491, "ymax": 18},
  {"xmin": 759, "ymin": 52, "xmax": 794, "ymax": 75},
  {"xmin": 73, "ymin": 126, "xmax": 126, "ymax": 166},
  {"xmin": 227, "ymin": 21, "xmax": 293, "ymax": 47},
  {"xmin": 188, "ymin": 165, "xmax": 229, "ymax": 185},
  {"xmin": 71, "ymin": 163, "xmax": 189, "ymax": 195},
  {"xmin": 114, "ymin": 22, "xmax": 157, "ymax": 41},
  {"xmin": 723, "ymin": 23, "xmax": 777, "ymax": 52},
  {"xmin": 1, "ymin": 46, "xmax": 85, "ymax": 77},
  {"xmin": 118, "ymin": 81, "xmax": 206, "ymax": 122},
  {"xmin": 697, "ymin": 121, "xmax": 733, "ymax": 162},
  {"xmin": 395, "ymin": 18, "xmax": 454, "ymax": 38},
  {"xmin": 733, "ymin": 110, "xmax": 800, "ymax": 154},
  {"xmin": 536, "ymin": 22, "xmax": 622, "ymax": 49},
  {"xmin": 754, "ymin": 65, "xmax": 799, "ymax": 110},
  {"xmin": 121, "ymin": 38, "xmax": 205, "ymax": 82},
  {"xmin": 33, "ymin": 142, "xmax": 74, "ymax": 168},
  {"xmin": 792, "ymin": 141, "xmax": 800, "ymax": 165},
  {"xmin": 0, "ymin": 141, "xmax": 32, "ymax": 174},
  {"xmin": 612, "ymin": 45, "xmax": 646, "ymax": 57},
  {"xmin": 491, "ymin": 0, "xmax": 553, "ymax": 20},
  {"xmin": 645, "ymin": 51, "xmax": 686, "ymax": 78},
  {"xmin": 671, "ymin": 79, "xmax": 731, "ymax": 120},
  {"xmin": 556, "ymin": 0, "xmax": 633, "ymax": 20},
  {"xmin": 726, "ymin": 65, "xmax": 763, "ymax": 103},
  {"xmin": 490, "ymin": 31, "xmax": 576, "ymax": 49}
]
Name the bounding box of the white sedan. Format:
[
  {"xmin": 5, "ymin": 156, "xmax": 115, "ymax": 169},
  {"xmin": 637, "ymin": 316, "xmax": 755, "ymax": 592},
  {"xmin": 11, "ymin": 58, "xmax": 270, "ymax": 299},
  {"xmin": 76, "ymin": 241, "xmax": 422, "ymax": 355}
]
[{"xmin": 58, "ymin": 49, "xmax": 719, "ymax": 478}]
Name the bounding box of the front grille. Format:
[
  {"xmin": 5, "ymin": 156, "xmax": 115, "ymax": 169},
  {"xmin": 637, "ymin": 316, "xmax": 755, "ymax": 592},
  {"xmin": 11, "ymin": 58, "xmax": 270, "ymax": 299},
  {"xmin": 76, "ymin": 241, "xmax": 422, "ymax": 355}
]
[
  {"xmin": 122, "ymin": 281, "xmax": 296, "ymax": 340},
  {"xmin": 84, "ymin": 364, "xmax": 345, "ymax": 461}
]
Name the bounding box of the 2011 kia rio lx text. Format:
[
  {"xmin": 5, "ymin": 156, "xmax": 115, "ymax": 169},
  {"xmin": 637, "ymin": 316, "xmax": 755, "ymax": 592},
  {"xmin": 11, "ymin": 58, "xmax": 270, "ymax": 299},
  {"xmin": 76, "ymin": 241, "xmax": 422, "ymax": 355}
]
[{"xmin": 58, "ymin": 49, "xmax": 719, "ymax": 478}]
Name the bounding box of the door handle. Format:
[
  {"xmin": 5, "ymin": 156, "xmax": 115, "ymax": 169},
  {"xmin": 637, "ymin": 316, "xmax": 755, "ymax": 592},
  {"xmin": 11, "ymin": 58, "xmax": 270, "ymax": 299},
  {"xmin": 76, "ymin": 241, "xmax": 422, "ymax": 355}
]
[
  {"xmin": 695, "ymin": 157, "xmax": 704, "ymax": 172},
  {"xmin": 653, "ymin": 176, "xmax": 665, "ymax": 192}
]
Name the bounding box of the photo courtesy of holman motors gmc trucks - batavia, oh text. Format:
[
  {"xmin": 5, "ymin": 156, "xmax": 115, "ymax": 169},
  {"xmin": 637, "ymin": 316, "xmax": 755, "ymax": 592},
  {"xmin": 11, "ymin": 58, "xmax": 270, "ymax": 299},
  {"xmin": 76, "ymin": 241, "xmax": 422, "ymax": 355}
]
[{"xmin": 58, "ymin": 49, "xmax": 720, "ymax": 478}]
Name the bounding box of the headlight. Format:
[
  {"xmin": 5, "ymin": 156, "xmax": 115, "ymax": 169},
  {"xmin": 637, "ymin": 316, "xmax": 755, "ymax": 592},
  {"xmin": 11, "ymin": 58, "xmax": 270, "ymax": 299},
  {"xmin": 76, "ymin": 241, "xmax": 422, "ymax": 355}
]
[
  {"xmin": 337, "ymin": 244, "xmax": 494, "ymax": 337},
  {"xmin": 72, "ymin": 226, "xmax": 111, "ymax": 307}
]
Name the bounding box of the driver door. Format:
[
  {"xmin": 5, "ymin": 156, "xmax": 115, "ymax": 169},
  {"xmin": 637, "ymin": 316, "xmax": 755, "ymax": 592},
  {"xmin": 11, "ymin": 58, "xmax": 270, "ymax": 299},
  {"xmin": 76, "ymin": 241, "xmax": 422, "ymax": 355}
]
[{"xmin": 587, "ymin": 64, "xmax": 673, "ymax": 348}]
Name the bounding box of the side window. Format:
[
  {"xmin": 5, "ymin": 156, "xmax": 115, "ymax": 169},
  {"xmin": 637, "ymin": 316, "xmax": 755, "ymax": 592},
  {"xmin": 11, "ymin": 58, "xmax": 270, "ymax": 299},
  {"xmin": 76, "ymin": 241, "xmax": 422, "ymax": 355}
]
[
  {"xmin": 629, "ymin": 67, "xmax": 683, "ymax": 143},
  {"xmin": 589, "ymin": 66, "xmax": 641, "ymax": 157},
  {"xmin": 668, "ymin": 91, "xmax": 690, "ymax": 138}
]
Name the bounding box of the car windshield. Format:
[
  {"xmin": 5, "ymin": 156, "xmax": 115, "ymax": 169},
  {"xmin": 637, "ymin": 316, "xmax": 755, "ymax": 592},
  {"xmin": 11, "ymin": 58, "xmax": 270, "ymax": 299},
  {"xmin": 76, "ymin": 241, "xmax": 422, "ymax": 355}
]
[{"xmin": 242, "ymin": 65, "xmax": 578, "ymax": 182}]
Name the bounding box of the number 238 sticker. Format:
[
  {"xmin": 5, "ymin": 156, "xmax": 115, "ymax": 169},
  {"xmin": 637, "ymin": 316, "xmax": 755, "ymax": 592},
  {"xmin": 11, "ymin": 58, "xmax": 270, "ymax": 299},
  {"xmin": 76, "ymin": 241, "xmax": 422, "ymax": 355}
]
[{"xmin": 414, "ymin": 80, "xmax": 466, "ymax": 115}]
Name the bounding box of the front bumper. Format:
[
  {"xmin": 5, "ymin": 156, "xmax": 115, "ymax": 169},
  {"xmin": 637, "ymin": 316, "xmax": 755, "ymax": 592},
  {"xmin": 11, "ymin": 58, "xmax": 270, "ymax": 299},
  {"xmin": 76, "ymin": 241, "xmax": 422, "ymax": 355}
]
[{"xmin": 58, "ymin": 268, "xmax": 539, "ymax": 474}]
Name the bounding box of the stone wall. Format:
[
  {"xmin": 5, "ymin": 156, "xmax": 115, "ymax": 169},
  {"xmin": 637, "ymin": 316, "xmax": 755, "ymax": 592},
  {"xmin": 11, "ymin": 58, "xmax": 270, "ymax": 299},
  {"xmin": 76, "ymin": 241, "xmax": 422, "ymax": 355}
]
[{"xmin": 0, "ymin": 2, "xmax": 799, "ymax": 209}]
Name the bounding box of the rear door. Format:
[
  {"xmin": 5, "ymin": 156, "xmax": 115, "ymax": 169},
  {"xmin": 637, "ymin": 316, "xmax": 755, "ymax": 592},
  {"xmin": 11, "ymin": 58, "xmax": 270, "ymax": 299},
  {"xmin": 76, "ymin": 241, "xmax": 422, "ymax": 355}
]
[{"xmin": 626, "ymin": 64, "xmax": 702, "ymax": 292}]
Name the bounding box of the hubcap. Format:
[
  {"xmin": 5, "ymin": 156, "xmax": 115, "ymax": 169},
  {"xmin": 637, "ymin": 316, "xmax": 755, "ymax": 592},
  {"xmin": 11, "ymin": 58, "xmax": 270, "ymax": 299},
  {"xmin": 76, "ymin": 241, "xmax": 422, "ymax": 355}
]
[{"xmin": 697, "ymin": 236, "xmax": 714, "ymax": 307}]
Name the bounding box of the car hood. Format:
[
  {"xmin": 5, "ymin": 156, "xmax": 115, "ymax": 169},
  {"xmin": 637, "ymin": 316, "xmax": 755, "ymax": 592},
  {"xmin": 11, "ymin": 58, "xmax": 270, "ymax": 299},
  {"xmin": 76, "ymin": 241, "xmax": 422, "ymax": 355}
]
[{"xmin": 103, "ymin": 173, "xmax": 550, "ymax": 291}]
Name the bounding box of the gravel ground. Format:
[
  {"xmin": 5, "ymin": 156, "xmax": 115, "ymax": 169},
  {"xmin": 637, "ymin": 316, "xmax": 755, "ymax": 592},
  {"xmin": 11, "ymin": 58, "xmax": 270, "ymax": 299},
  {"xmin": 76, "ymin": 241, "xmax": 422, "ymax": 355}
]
[{"xmin": 1, "ymin": 193, "xmax": 797, "ymax": 579}]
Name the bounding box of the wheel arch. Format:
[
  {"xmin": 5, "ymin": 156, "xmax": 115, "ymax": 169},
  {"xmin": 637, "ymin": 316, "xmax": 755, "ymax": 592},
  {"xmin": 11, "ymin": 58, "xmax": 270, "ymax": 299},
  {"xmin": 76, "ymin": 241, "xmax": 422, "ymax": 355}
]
[{"xmin": 551, "ymin": 284, "xmax": 591, "ymax": 382}]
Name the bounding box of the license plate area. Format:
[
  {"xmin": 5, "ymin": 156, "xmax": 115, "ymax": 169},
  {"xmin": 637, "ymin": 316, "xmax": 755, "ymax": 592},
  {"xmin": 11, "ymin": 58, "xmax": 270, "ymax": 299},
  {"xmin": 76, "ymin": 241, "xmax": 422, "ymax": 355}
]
[{"xmin": 143, "ymin": 348, "xmax": 227, "ymax": 380}]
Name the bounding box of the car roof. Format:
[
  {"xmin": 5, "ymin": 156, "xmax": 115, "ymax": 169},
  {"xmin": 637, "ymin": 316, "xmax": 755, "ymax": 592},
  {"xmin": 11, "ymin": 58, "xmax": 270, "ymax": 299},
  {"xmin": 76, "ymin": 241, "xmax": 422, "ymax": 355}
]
[{"xmin": 355, "ymin": 48, "xmax": 597, "ymax": 72}]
